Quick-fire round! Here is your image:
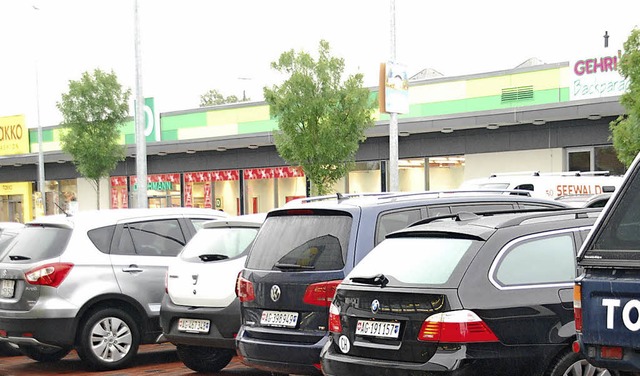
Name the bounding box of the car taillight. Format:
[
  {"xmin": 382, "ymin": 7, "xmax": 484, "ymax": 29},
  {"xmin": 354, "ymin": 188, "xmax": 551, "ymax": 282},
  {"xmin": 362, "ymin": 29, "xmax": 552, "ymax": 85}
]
[
  {"xmin": 328, "ymin": 302, "xmax": 342, "ymax": 333},
  {"xmin": 164, "ymin": 271, "xmax": 169, "ymax": 294},
  {"xmin": 24, "ymin": 263, "xmax": 73, "ymax": 288},
  {"xmin": 418, "ymin": 310, "xmax": 498, "ymax": 343},
  {"xmin": 303, "ymin": 280, "xmax": 342, "ymax": 307},
  {"xmin": 235, "ymin": 272, "xmax": 255, "ymax": 302},
  {"xmin": 574, "ymin": 283, "xmax": 583, "ymax": 332}
]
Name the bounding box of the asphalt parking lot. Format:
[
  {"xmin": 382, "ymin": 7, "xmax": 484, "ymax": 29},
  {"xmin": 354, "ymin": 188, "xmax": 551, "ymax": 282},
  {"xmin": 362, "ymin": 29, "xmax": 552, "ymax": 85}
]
[{"xmin": 0, "ymin": 344, "xmax": 274, "ymax": 376}]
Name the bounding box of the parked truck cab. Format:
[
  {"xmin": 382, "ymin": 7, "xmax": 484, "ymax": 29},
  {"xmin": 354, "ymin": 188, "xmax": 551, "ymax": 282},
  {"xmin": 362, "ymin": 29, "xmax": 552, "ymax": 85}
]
[{"xmin": 574, "ymin": 156, "xmax": 640, "ymax": 373}]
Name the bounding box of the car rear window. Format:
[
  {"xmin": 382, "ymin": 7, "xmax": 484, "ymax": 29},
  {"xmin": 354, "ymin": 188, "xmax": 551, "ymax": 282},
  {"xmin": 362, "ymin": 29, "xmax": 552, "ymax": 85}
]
[
  {"xmin": 347, "ymin": 237, "xmax": 478, "ymax": 285},
  {"xmin": 0, "ymin": 226, "xmax": 72, "ymax": 262},
  {"xmin": 246, "ymin": 211, "xmax": 352, "ymax": 271},
  {"xmin": 181, "ymin": 227, "xmax": 258, "ymax": 260},
  {"xmin": 584, "ymin": 168, "xmax": 640, "ymax": 262}
]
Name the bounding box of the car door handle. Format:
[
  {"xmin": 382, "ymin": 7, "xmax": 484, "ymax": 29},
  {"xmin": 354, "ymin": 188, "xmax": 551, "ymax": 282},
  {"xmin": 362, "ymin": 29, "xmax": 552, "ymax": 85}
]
[{"xmin": 122, "ymin": 265, "xmax": 143, "ymax": 273}]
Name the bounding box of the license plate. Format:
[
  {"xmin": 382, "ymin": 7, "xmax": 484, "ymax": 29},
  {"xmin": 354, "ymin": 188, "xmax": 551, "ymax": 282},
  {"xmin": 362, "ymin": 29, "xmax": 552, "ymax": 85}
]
[
  {"xmin": 260, "ymin": 310, "xmax": 299, "ymax": 328},
  {"xmin": 177, "ymin": 318, "xmax": 210, "ymax": 333},
  {"xmin": 0, "ymin": 280, "xmax": 15, "ymax": 298},
  {"xmin": 355, "ymin": 319, "xmax": 401, "ymax": 338}
]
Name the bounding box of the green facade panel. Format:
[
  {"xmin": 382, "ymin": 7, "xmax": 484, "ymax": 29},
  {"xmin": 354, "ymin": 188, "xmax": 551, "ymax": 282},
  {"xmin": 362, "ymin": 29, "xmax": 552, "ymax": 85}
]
[
  {"xmin": 161, "ymin": 112, "xmax": 208, "ymax": 131},
  {"xmin": 238, "ymin": 118, "xmax": 280, "ymax": 134}
]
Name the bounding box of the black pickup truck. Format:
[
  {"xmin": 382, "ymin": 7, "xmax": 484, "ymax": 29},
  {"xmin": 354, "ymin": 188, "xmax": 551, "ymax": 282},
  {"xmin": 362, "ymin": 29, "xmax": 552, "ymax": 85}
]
[{"xmin": 575, "ymin": 156, "xmax": 640, "ymax": 374}]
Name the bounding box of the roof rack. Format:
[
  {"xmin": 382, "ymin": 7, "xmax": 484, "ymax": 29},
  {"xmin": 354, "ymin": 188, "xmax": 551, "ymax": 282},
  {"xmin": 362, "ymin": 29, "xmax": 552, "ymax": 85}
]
[
  {"xmin": 488, "ymin": 170, "xmax": 612, "ymax": 178},
  {"xmin": 408, "ymin": 206, "xmax": 568, "ymax": 227},
  {"xmin": 284, "ymin": 192, "xmax": 393, "ymax": 205},
  {"xmin": 379, "ymin": 189, "xmax": 532, "ymax": 201}
]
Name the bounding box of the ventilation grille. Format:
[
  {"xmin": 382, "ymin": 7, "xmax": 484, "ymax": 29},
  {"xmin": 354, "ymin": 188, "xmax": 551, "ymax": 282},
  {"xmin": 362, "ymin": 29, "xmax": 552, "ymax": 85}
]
[{"xmin": 501, "ymin": 86, "xmax": 534, "ymax": 102}]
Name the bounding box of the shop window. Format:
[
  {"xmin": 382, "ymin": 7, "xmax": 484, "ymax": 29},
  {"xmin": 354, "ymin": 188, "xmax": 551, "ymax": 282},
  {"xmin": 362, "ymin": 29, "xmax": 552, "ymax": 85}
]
[
  {"xmin": 567, "ymin": 146, "xmax": 625, "ymax": 175},
  {"xmin": 45, "ymin": 179, "xmax": 78, "ymax": 215},
  {"xmin": 399, "ymin": 159, "xmax": 426, "ymax": 192},
  {"xmin": 348, "ymin": 161, "xmax": 381, "ymax": 193},
  {"xmin": 428, "ymin": 156, "xmax": 465, "ymax": 190}
]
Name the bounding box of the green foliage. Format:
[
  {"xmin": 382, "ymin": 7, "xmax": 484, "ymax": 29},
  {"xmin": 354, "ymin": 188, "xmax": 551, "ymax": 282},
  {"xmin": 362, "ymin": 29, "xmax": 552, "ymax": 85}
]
[
  {"xmin": 611, "ymin": 28, "xmax": 640, "ymax": 167},
  {"xmin": 56, "ymin": 69, "xmax": 130, "ymax": 208},
  {"xmin": 199, "ymin": 89, "xmax": 248, "ymax": 106},
  {"xmin": 264, "ymin": 40, "xmax": 376, "ymax": 195}
]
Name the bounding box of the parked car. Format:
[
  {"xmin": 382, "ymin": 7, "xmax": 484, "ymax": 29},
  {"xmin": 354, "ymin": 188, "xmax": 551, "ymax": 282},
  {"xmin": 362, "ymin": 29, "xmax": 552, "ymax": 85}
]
[
  {"xmin": 574, "ymin": 153, "xmax": 640, "ymax": 373},
  {"xmin": 235, "ymin": 191, "xmax": 572, "ymax": 375},
  {"xmin": 0, "ymin": 222, "xmax": 23, "ymax": 357},
  {"xmin": 0, "ymin": 208, "xmax": 227, "ymax": 370},
  {"xmin": 554, "ymin": 193, "xmax": 613, "ymax": 208},
  {"xmin": 320, "ymin": 208, "xmax": 610, "ymax": 376},
  {"xmin": 160, "ymin": 213, "xmax": 265, "ymax": 373}
]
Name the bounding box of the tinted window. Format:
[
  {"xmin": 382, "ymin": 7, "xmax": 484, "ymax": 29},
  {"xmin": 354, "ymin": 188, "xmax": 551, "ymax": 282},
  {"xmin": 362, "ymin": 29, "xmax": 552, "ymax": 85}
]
[
  {"xmin": 88, "ymin": 225, "xmax": 115, "ymax": 254},
  {"xmin": 376, "ymin": 209, "xmax": 421, "ymax": 244},
  {"xmin": 427, "ymin": 206, "xmax": 451, "ymax": 217},
  {"xmin": 587, "ymin": 169, "xmax": 640, "ymax": 261},
  {"xmin": 348, "ymin": 237, "xmax": 476, "ymax": 285},
  {"xmin": 190, "ymin": 218, "xmax": 212, "ymax": 232},
  {"xmin": 493, "ymin": 233, "xmax": 575, "ymax": 287},
  {"xmin": 0, "ymin": 226, "xmax": 72, "ymax": 262},
  {"xmin": 118, "ymin": 219, "xmax": 186, "ymax": 257},
  {"xmin": 246, "ymin": 213, "xmax": 352, "ymax": 271},
  {"xmin": 181, "ymin": 227, "xmax": 258, "ymax": 260}
]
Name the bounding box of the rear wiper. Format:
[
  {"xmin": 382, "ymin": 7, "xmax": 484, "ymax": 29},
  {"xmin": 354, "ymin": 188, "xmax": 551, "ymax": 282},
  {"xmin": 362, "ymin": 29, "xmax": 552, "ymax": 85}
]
[
  {"xmin": 199, "ymin": 254, "xmax": 229, "ymax": 262},
  {"xmin": 350, "ymin": 274, "xmax": 389, "ymax": 287},
  {"xmin": 9, "ymin": 255, "xmax": 31, "ymax": 261},
  {"xmin": 274, "ymin": 262, "xmax": 315, "ymax": 270}
]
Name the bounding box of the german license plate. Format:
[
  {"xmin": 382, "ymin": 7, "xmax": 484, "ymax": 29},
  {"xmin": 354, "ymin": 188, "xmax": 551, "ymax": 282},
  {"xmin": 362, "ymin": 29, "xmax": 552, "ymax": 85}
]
[
  {"xmin": 355, "ymin": 319, "xmax": 401, "ymax": 338},
  {"xmin": 177, "ymin": 318, "xmax": 210, "ymax": 333},
  {"xmin": 0, "ymin": 280, "xmax": 15, "ymax": 298},
  {"xmin": 260, "ymin": 310, "xmax": 298, "ymax": 328}
]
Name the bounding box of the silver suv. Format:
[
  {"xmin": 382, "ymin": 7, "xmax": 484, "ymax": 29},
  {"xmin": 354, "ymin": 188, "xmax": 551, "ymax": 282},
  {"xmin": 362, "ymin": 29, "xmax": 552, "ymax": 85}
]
[{"xmin": 0, "ymin": 208, "xmax": 227, "ymax": 370}]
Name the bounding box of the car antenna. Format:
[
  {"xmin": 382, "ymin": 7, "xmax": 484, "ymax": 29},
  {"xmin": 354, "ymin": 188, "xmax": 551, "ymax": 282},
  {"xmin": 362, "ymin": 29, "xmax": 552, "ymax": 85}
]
[{"xmin": 55, "ymin": 202, "xmax": 71, "ymax": 217}]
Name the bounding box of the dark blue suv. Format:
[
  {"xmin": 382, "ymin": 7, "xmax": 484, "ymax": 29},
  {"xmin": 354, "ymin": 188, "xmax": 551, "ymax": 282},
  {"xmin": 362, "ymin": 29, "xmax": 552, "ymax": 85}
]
[{"xmin": 235, "ymin": 191, "xmax": 570, "ymax": 375}]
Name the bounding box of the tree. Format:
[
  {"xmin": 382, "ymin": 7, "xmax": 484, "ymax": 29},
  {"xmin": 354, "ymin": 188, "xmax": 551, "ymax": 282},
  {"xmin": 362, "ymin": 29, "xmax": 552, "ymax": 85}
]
[
  {"xmin": 199, "ymin": 89, "xmax": 248, "ymax": 107},
  {"xmin": 610, "ymin": 28, "xmax": 640, "ymax": 167},
  {"xmin": 264, "ymin": 40, "xmax": 376, "ymax": 195},
  {"xmin": 56, "ymin": 69, "xmax": 131, "ymax": 209}
]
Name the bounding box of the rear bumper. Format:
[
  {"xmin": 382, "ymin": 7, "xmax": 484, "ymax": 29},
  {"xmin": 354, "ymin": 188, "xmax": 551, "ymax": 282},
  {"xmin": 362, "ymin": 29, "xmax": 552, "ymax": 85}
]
[
  {"xmin": 159, "ymin": 295, "xmax": 240, "ymax": 349},
  {"xmin": 320, "ymin": 337, "xmax": 551, "ymax": 376},
  {"xmin": 236, "ymin": 325, "xmax": 326, "ymax": 375},
  {"xmin": 0, "ymin": 316, "xmax": 76, "ymax": 348},
  {"xmin": 576, "ymin": 337, "xmax": 640, "ymax": 372}
]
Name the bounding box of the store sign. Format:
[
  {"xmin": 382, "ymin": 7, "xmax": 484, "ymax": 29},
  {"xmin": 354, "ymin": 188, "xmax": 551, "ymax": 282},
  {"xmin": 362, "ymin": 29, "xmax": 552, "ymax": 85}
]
[
  {"xmin": 570, "ymin": 51, "xmax": 630, "ymax": 100},
  {"xmin": 134, "ymin": 97, "xmax": 160, "ymax": 142},
  {"xmin": 130, "ymin": 173, "xmax": 179, "ymax": 191},
  {"xmin": 244, "ymin": 167, "xmax": 304, "ymax": 180},
  {"xmin": 0, "ymin": 115, "xmax": 29, "ymax": 156}
]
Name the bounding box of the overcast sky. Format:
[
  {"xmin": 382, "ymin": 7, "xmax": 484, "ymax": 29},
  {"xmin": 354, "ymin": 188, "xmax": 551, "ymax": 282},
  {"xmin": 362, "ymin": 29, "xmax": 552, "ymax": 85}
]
[{"xmin": 1, "ymin": 0, "xmax": 639, "ymax": 128}]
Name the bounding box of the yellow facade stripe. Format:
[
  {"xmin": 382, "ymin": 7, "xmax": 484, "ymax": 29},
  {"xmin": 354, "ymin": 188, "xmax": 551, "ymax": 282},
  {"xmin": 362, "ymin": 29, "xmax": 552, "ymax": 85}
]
[
  {"xmin": 179, "ymin": 123, "xmax": 239, "ymax": 139},
  {"xmin": 466, "ymin": 69, "xmax": 562, "ymax": 97},
  {"xmin": 410, "ymin": 81, "xmax": 468, "ymax": 103},
  {"xmin": 205, "ymin": 105, "xmax": 271, "ymax": 126}
]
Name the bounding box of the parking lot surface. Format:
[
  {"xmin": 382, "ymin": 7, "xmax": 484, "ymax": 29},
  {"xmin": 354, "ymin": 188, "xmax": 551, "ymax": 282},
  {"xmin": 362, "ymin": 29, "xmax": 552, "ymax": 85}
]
[{"xmin": 0, "ymin": 344, "xmax": 273, "ymax": 376}]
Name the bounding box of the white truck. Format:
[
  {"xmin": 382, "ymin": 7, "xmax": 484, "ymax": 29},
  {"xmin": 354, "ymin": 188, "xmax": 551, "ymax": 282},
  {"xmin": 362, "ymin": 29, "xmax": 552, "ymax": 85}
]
[{"xmin": 460, "ymin": 171, "xmax": 624, "ymax": 199}]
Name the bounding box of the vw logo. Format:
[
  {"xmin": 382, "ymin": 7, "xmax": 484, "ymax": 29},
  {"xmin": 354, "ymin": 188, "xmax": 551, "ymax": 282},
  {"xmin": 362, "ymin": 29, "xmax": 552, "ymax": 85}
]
[
  {"xmin": 270, "ymin": 285, "xmax": 281, "ymax": 302},
  {"xmin": 371, "ymin": 299, "xmax": 380, "ymax": 314}
]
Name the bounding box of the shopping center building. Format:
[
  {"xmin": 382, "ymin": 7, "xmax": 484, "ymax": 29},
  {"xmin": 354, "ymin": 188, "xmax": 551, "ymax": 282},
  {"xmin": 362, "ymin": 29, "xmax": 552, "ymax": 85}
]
[{"xmin": 0, "ymin": 50, "xmax": 628, "ymax": 221}]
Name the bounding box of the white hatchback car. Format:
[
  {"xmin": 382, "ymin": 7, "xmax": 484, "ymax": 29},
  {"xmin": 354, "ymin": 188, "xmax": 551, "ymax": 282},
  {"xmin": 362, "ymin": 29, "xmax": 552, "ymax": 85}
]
[{"xmin": 160, "ymin": 213, "xmax": 265, "ymax": 373}]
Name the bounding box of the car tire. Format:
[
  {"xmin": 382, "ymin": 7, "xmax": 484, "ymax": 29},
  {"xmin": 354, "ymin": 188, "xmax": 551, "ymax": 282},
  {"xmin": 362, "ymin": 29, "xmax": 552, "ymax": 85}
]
[
  {"xmin": 19, "ymin": 345, "xmax": 71, "ymax": 362},
  {"xmin": 176, "ymin": 344, "xmax": 235, "ymax": 373},
  {"xmin": 546, "ymin": 350, "xmax": 617, "ymax": 376},
  {"xmin": 76, "ymin": 308, "xmax": 140, "ymax": 371},
  {"xmin": 0, "ymin": 342, "xmax": 22, "ymax": 357}
]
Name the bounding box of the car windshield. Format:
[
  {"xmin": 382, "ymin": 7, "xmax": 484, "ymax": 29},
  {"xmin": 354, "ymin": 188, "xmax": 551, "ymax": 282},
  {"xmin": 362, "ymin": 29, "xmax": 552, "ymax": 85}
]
[
  {"xmin": 180, "ymin": 226, "xmax": 259, "ymax": 260},
  {"xmin": 347, "ymin": 236, "xmax": 478, "ymax": 286},
  {"xmin": 246, "ymin": 212, "xmax": 352, "ymax": 271},
  {"xmin": 0, "ymin": 226, "xmax": 72, "ymax": 263}
]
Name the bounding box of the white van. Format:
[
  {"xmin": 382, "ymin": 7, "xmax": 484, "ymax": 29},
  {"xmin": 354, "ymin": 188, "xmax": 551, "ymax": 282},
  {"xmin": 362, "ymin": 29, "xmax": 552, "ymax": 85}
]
[{"xmin": 460, "ymin": 171, "xmax": 624, "ymax": 199}]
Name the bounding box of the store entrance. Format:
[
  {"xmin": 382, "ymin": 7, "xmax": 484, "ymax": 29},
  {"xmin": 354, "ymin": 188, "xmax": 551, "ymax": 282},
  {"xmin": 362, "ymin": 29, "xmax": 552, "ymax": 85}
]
[
  {"xmin": 0, "ymin": 195, "xmax": 24, "ymax": 223},
  {"xmin": 148, "ymin": 195, "xmax": 181, "ymax": 208}
]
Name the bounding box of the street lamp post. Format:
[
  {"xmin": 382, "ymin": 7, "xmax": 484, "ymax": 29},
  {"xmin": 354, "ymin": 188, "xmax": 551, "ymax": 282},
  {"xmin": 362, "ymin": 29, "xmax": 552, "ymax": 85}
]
[
  {"xmin": 33, "ymin": 4, "xmax": 46, "ymax": 215},
  {"xmin": 134, "ymin": 0, "xmax": 148, "ymax": 208},
  {"xmin": 388, "ymin": 0, "xmax": 399, "ymax": 192}
]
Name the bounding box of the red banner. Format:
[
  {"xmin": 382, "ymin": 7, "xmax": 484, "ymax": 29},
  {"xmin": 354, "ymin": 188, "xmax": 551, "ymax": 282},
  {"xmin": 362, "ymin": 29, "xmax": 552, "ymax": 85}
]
[
  {"xmin": 204, "ymin": 183, "xmax": 212, "ymax": 208},
  {"xmin": 184, "ymin": 184, "xmax": 193, "ymax": 208},
  {"xmin": 111, "ymin": 188, "xmax": 118, "ymax": 209},
  {"xmin": 244, "ymin": 167, "xmax": 304, "ymax": 180},
  {"xmin": 120, "ymin": 187, "xmax": 128, "ymax": 208}
]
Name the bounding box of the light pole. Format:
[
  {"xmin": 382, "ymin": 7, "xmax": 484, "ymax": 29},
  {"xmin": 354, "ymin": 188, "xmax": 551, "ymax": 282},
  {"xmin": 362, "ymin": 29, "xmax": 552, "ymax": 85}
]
[
  {"xmin": 134, "ymin": 0, "xmax": 148, "ymax": 208},
  {"xmin": 388, "ymin": 0, "xmax": 399, "ymax": 192},
  {"xmin": 33, "ymin": 4, "xmax": 46, "ymax": 215}
]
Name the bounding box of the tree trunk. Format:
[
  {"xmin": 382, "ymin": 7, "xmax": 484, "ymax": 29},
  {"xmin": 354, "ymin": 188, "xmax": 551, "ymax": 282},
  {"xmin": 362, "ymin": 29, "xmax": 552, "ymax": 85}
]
[{"xmin": 93, "ymin": 178, "xmax": 101, "ymax": 210}]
